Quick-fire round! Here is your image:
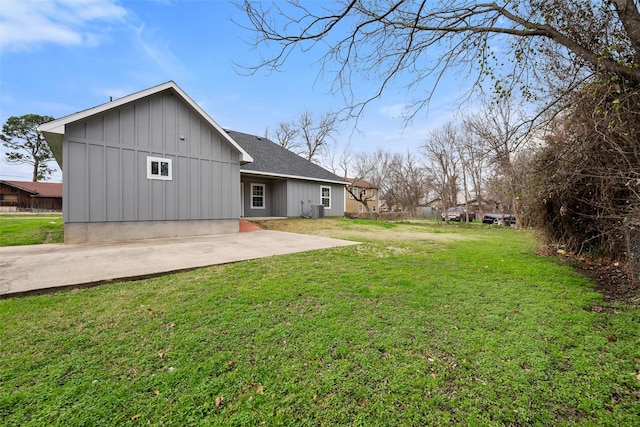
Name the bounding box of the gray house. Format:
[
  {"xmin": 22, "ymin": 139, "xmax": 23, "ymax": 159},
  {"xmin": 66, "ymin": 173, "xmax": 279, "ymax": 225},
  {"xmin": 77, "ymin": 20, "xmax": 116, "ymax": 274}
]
[
  {"xmin": 227, "ymin": 130, "xmax": 347, "ymax": 218},
  {"xmin": 40, "ymin": 81, "xmax": 253, "ymax": 243},
  {"xmin": 39, "ymin": 81, "xmax": 346, "ymax": 244}
]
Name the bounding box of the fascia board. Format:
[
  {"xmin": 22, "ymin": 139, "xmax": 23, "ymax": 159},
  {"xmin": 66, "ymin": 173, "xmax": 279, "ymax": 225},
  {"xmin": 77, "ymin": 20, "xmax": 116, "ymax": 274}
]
[
  {"xmin": 241, "ymin": 169, "xmax": 348, "ymax": 185},
  {"xmin": 38, "ymin": 81, "xmax": 253, "ymax": 164},
  {"xmin": 169, "ymin": 83, "xmax": 253, "ymax": 164},
  {"xmin": 0, "ymin": 181, "xmax": 37, "ymax": 194},
  {"xmin": 38, "ymin": 81, "xmax": 177, "ymax": 134}
]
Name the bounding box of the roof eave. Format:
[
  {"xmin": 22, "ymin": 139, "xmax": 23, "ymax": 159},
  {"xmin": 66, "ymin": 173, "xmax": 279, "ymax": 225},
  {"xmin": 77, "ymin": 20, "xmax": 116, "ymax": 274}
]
[
  {"xmin": 240, "ymin": 170, "xmax": 348, "ymax": 185},
  {"xmin": 0, "ymin": 181, "xmax": 37, "ymax": 194},
  {"xmin": 41, "ymin": 131, "xmax": 64, "ymax": 169},
  {"xmin": 38, "ymin": 81, "xmax": 254, "ymax": 164}
]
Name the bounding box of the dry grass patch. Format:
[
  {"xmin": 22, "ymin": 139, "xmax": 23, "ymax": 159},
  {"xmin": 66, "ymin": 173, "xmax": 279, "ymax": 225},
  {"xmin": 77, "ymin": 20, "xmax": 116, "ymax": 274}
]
[{"xmin": 250, "ymin": 217, "xmax": 473, "ymax": 244}]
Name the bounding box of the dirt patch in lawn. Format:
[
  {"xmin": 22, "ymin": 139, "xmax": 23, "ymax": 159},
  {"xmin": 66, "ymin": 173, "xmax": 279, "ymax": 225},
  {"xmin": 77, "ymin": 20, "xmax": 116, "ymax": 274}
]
[
  {"xmin": 329, "ymin": 229, "xmax": 472, "ymax": 243},
  {"xmin": 249, "ymin": 218, "xmax": 472, "ymax": 243},
  {"xmin": 576, "ymin": 258, "xmax": 639, "ymax": 304},
  {"xmin": 539, "ymin": 245, "xmax": 639, "ymax": 304}
]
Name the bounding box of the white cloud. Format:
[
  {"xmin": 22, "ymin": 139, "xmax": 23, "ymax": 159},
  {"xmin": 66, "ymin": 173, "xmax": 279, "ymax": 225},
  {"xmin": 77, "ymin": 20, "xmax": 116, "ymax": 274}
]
[
  {"xmin": 378, "ymin": 103, "xmax": 408, "ymax": 120},
  {"xmin": 0, "ymin": 0, "xmax": 127, "ymax": 51},
  {"xmin": 132, "ymin": 23, "xmax": 189, "ymax": 79}
]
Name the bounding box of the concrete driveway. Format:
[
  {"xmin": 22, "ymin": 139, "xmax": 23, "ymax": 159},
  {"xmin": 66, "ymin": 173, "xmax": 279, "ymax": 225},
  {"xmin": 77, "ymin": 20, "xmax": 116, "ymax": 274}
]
[{"xmin": 0, "ymin": 230, "xmax": 358, "ymax": 297}]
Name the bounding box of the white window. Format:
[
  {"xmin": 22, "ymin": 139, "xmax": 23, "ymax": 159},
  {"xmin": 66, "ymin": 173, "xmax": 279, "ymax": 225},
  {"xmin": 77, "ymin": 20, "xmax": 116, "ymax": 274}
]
[
  {"xmin": 361, "ymin": 189, "xmax": 367, "ymax": 197},
  {"xmin": 147, "ymin": 156, "xmax": 172, "ymax": 180},
  {"xmin": 321, "ymin": 186, "xmax": 331, "ymax": 209},
  {"xmin": 372, "ymin": 205, "xmax": 377, "ymax": 212},
  {"xmin": 251, "ymin": 183, "xmax": 265, "ymax": 209},
  {"xmin": 358, "ymin": 204, "xmax": 363, "ymax": 213}
]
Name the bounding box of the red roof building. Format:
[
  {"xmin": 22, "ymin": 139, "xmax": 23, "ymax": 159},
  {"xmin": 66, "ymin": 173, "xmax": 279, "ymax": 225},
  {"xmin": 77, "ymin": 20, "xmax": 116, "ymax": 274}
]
[{"xmin": 0, "ymin": 180, "xmax": 62, "ymax": 212}]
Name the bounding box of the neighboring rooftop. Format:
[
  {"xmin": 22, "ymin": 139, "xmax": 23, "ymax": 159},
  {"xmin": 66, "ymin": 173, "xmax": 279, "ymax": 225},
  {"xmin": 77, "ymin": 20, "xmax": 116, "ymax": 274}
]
[
  {"xmin": 0, "ymin": 181, "xmax": 62, "ymax": 197},
  {"xmin": 227, "ymin": 130, "xmax": 348, "ymax": 185},
  {"xmin": 346, "ymin": 178, "xmax": 377, "ymax": 189}
]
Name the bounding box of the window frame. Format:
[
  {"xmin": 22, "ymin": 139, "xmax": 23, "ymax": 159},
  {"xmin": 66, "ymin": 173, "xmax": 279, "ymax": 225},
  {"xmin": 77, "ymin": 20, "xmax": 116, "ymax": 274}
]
[
  {"xmin": 251, "ymin": 183, "xmax": 266, "ymax": 209},
  {"xmin": 0, "ymin": 193, "xmax": 18, "ymax": 202},
  {"xmin": 146, "ymin": 156, "xmax": 172, "ymax": 181},
  {"xmin": 321, "ymin": 185, "xmax": 331, "ymax": 209}
]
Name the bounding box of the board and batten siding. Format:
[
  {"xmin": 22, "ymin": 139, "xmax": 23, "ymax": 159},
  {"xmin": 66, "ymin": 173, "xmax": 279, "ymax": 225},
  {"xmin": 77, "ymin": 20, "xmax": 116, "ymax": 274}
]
[
  {"xmin": 63, "ymin": 91, "xmax": 241, "ymax": 227},
  {"xmin": 239, "ymin": 178, "xmax": 344, "ymax": 218},
  {"xmin": 241, "ymin": 177, "xmax": 273, "ymax": 217},
  {"xmin": 285, "ymin": 180, "xmax": 344, "ymax": 217}
]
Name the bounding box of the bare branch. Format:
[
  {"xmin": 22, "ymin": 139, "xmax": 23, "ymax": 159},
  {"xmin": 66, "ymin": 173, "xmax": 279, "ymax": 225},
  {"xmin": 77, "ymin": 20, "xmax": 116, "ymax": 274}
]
[{"xmin": 236, "ymin": 0, "xmax": 640, "ymax": 121}]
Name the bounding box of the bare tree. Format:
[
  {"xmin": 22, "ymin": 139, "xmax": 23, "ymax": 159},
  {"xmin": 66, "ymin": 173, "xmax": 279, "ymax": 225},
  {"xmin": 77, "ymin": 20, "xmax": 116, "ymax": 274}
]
[
  {"xmin": 464, "ymin": 97, "xmax": 530, "ymax": 224},
  {"xmin": 348, "ymin": 148, "xmax": 436, "ymax": 215},
  {"xmin": 238, "ymin": 0, "xmax": 640, "ymax": 119},
  {"xmin": 385, "ymin": 152, "xmax": 430, "ymax": 214},
  {"xmin": 298, "ymin": 111, "xmax": 338, "ymax": 163},
  {"xmin": 422, "ymin": 123, "xmax": 461, "ymax": 215},
  {"xmin": 460, "ymin": 117, "xmax": 489, "ymax": 215},
  {"xmin": 266, "ymin": 121, "xmax": 301, "ymax": 153},
  {"xmin": 324, "ymin": 141, "xmax": 352, "ymax": 177},
  {"xmin": 346, "ymin": 149, "xmax": 392, "ymax": 215},
  {"xmin": 353, "ymin": 150, "xmax": 390, "ymax": 189},
  {"xmin": 266, "ymin": 110, "xmax": 339, "ymax": 164}
]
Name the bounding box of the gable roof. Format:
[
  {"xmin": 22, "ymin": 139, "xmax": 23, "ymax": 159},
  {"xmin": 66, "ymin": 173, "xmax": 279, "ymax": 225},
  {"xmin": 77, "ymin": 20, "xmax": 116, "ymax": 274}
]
[
  {"xmin": 1, "ymin": 180, "xmax": 62, "ymax": 198},
  {"xmin": 39, "ymin": 81, "xmax": 253, "ymax": 168},
  {"xmin": 226, "ymin": 130, "xmax": 348, "ymax": 185}
]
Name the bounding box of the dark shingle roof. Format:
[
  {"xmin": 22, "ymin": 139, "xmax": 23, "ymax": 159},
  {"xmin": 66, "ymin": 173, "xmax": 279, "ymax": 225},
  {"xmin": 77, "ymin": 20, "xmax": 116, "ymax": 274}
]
[{"xmin": 227, "ymin": 130, "xmax": 347, "ymax": 184}]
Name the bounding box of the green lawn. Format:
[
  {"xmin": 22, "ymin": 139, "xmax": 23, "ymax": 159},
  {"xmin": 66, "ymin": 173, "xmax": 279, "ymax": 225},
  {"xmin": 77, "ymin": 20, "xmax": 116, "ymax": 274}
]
[
  {"xmin": 1, "ymin": 219, "xmax": 638, "ymax": 425},
  {"xmin": 0, "ymin": 214, "xmax": 63, "ymax": 246}
]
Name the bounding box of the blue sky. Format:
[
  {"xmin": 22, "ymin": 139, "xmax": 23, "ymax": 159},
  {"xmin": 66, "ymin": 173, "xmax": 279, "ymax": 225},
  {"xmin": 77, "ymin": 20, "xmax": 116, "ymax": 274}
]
[{"xmin": 0, "ymin": 0, "xmax": 468, "ymax": 182}]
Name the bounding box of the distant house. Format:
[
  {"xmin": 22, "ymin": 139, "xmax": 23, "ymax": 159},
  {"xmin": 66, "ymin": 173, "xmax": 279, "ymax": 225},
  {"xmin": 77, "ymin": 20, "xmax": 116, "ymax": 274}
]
[
  {"xmin": 415, "ymin": 198, "xmax": 443, "ymax": 219},
  {"xmin": 38, "ymin": 81, "xmax": 345, "ymax": 244},
  {"xmin": 0, "ymin": 180, "xmax": 62, "ymax": 212},
  {"xmin": 39, "ymin": 81, "xmax": 253, "ymax": 243},
  {"xmin": 344, "ymin": 178, "xmax": 379, "ymax": 215},
  {"xmin": 227, "ymin": 130, "xmax": 347, "ymax": 218}
]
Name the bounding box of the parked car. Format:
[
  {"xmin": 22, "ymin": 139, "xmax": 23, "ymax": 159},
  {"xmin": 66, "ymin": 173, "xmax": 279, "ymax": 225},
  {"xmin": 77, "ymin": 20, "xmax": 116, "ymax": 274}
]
[
  {"xmin": 442, "ymin": 207, "xmax": 476, "ymax": 222},
  {"xmin": 482, "ymin": 212, "xmax": 516, "ymax": 225}
]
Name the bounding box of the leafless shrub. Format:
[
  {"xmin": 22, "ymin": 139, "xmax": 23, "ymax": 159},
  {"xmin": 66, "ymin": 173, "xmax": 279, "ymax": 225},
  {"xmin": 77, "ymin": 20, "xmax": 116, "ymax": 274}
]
[{"xmin": 529, "ymin": 77, "xmax": 639, "ymax": 289}]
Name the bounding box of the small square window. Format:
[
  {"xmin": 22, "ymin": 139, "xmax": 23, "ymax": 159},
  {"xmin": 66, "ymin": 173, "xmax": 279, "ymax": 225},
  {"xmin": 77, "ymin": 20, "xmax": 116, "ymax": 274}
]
[{"xmin": 147, "ymin": 156, "xmax": 172, "ymax": 180}]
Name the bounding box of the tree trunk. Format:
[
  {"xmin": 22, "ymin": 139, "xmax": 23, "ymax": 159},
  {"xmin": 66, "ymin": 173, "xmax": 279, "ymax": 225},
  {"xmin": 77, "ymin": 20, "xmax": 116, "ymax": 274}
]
[{"xmin": 32, "ymin": 159, "xmax": 39, "ymax": 182}]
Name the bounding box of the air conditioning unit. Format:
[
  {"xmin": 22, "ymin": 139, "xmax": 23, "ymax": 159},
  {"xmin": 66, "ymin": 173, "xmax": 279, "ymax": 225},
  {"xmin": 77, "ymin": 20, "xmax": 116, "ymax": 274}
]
[{"xmin": 311, "ymin": 204, "xmax": 325, "ymax": 219}]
